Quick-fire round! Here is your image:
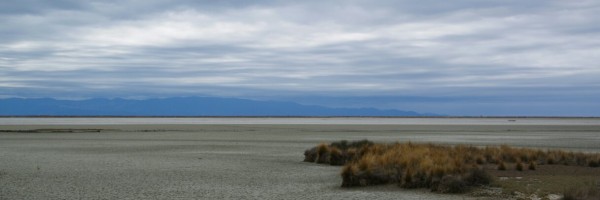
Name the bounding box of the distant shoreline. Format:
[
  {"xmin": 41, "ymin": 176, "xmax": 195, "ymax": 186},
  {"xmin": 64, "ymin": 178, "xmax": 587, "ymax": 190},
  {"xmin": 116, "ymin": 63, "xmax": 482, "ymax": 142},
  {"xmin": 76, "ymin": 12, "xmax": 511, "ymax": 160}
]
[{"xmin": 0, "ymin": 116, "xmax": 599, "ymax": 119}]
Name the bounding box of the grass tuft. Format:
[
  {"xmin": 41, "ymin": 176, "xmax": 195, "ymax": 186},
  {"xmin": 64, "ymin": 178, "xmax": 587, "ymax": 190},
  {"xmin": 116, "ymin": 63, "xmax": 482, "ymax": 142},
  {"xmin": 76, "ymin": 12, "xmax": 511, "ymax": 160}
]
[
  {"xmin": 315, "ymin": 143, "xmax": 330, "ymax": 164},
  {"xmin": 516, "ymin": 161, "xmax": 524, "ymax": 171},
  {"xmin": 303, "ymin": 147, "xmax": 317, "ymax": 162},
  {"xmin": 436, "ymin": 175, "xmax": 468, "ymax": 193},
  {"xmin": 548, "ymin": 157, "xmax": 555, "ymax": 165},
  {"xmin": 328, "ymin": 147, "xmax": 344, "ymax": 166},
  {"xmin": 528, "ymin": 161, "xmax": 536, "ymax": 170},
  {"xmin": 498, "ymin": 161, "xmax": 507, "ymax": 171},
  {"xmin": 588, "ymin": 160, "xmax": 600, "ymax": 168},
  {"xmin": 463, "ymin": 167, "xmax": 494, "ymax": 186}
]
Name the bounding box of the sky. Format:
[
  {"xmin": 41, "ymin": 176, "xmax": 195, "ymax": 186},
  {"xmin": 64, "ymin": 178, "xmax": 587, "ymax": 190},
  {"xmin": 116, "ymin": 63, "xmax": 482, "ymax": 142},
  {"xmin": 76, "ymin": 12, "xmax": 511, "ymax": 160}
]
[{"xmin": 1, "ymin": 0, "xmax": 599, "ymax": 116}]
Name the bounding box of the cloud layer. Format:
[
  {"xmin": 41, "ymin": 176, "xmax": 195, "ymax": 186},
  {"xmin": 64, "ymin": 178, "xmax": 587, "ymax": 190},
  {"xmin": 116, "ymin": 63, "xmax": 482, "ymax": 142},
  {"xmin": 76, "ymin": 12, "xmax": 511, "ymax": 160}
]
[{"xmin": 1, "ymin": 0, "xmax": 599, "ymax": 115}]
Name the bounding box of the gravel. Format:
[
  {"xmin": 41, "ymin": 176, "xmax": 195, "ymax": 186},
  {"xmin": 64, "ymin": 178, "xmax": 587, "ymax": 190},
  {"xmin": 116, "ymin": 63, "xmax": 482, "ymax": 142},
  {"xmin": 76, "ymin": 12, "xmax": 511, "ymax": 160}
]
[{"xmin": 1, "ymin": 123, "xmax": 599, "ymax": 199}]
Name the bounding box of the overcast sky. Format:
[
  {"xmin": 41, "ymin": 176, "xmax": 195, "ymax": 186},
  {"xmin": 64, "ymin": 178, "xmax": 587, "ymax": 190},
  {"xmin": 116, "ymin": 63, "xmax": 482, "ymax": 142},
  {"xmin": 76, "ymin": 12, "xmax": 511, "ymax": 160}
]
[{"xmin": 1, "ymin": 0, "xmax": 599, "ymax": 116}]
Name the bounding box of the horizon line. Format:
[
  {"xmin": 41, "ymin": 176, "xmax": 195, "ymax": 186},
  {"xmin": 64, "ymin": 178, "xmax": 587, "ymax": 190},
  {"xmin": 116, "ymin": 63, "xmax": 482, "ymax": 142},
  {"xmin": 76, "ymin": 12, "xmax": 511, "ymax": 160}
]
[{"xmin": 1, "ymin": 116, "xmax": 599, "ymax": 119}]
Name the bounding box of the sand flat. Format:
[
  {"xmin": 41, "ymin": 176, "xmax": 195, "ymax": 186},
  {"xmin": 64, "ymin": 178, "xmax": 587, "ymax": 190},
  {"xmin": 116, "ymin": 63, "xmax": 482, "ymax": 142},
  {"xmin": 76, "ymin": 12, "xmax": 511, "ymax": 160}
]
[{"xmin": 1, "ymin": 122, "xmax": 600, "ymax": 199}]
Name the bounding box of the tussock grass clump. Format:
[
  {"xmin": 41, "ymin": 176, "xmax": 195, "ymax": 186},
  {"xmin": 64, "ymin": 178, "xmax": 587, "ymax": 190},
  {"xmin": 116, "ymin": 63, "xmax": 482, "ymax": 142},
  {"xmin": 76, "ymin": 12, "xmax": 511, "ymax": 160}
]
[
  {"xmin": 303, "ymin": 147, "xmax": 317, "ymax": 162},
  {"xmin": 331, "ymin": 139, "xmax": 373, "ymax": 151},
  {"xmin": 303, "ymin": 140, "xmax": 373, "ymax": 166},
  {"xmin": 328, "ymin": 147, "xmax": 345, "ymax": 166},
  {"xmin": 515, "ymin": 161, "xmax": 524, "ymax": 171},
  {"xmin": 335, "ymin": 142, "xmax": 494, "ymax": 193},
  {"xmin": 315, "ymin": 143, "xmax": 330, "ymax": 164},
  {"xmin": 588, "ymin": 159, "xmax": 600, "ymax": 168},
  {"xmin": 528, "ymin": 161, "xmax": 536, "ymax": 170},
  {"xmin": 436, "ymin": 175, "xmax": 468, "ymax": 193},
  {"xmin": 463, "ymin": 168, "xmax": 494, "ymax": 186},
  {"xmin": 547, "ymin": 157, "xmax": 556, "ymax": 165},
  {"xmin": 498, "ymin": 161, "xmax": 507, "ymax": 171},
  {"xmin": 304, "ymin": 140, "xmax": 600, "ymax": 194}
]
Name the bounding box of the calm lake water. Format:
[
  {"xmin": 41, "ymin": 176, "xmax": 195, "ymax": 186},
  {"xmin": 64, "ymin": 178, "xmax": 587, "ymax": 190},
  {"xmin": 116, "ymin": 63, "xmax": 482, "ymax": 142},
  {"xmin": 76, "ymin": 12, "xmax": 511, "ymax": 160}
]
[{"xmin": 0, "ymin": 117, "xmax": 599, "ymax": 125}]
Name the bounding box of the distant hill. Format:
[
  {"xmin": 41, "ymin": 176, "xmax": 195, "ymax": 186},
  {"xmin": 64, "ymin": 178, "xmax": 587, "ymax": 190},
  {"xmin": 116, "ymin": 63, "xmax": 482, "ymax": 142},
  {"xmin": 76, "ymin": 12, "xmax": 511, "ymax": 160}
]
[{"xmin": 0, "ymin": 97, "xmax": 430, "ymax": 116}]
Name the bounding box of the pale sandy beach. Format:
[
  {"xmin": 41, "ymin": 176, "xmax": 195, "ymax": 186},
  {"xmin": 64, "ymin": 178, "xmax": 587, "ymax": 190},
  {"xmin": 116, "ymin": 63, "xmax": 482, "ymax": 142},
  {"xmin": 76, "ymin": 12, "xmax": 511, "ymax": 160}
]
[{"xmin": 1, "ymin": 118, "xmax": 600, "ymax": 199}]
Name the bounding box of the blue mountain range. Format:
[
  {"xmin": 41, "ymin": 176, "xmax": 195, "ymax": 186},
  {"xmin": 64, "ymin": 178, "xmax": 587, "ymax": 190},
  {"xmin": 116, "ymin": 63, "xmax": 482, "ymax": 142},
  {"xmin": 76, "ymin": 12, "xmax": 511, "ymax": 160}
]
[{"xmin": 0, "ymin": 97, "xmax": 429, "ymax": 116}]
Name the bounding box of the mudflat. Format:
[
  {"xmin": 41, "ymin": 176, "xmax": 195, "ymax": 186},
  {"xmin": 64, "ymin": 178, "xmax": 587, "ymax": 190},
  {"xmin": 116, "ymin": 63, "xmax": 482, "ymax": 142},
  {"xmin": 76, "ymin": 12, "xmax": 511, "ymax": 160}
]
[{"xmin": 1, "ymin": 123, "xmax": 599, "ymax": 199}]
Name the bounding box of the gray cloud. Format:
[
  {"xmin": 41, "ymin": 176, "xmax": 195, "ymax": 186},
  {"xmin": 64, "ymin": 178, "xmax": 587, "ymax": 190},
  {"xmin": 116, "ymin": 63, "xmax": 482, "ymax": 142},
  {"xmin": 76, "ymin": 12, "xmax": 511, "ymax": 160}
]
[{"xmin": 1, "ymin": 0, "xmax": 599, "ymax": 115}]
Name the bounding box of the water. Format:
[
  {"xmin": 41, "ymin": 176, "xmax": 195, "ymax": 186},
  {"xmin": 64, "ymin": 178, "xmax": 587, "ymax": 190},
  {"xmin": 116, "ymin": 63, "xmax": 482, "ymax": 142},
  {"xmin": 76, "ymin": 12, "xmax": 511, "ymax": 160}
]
[{"xmin": 1, "ymin": 117, "xmax": 599, "ymax": 125}]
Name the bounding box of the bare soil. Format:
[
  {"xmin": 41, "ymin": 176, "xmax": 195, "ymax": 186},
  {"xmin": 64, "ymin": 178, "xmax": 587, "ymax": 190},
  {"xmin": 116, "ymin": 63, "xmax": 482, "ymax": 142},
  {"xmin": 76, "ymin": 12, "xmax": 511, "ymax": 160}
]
[
  {"xmin": 484, "ymin": 164, "xmax": 600, "ymax": 199},
  {"xmin": 1, "ymin": 122, "xmax": 600, "ymax": 199}
]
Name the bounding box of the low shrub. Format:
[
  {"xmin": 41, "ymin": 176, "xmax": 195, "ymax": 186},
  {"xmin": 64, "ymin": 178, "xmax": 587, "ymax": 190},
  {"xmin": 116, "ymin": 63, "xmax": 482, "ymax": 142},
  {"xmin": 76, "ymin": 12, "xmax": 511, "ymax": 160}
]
[
  {"xmin": 303, "ymin": 147, "xmax": 317, "ymax": 162},
  {"xmin": 436, "ymin": 175, "xmax": 468, "ymax": 193},
  {"xmin": 575, "ymin": 153, "xmax": 589, "ymax": 166},
  {"xmin": 588, "ymin": 160, "xmax": 600, "ymax": 168},
  {"xmin": 341, "ymin": 165, "xmax": 360, "ymax": 187},
  {"xmin": 315, "ymin": 143, "xmax": 330, "ymax": 164},
  {"xmin": 547, "ymin": 157, "xmax": 555, "ymax": 165},
  {"xmin": 328, "ymin": 147, "xmax": 345, "ymax": 166},
  {"xmin": 463, "ymin": 168, "xmax": 494, "ymax": 186},
  {"xmin": 475, "ymin": 156, "xmax": 485, "ymax": 165},
  {"xmin": 304, "ymin": 140, "xmax": 373, "ymax": 166},
  {"xmin": 516, "ymin": 161, "xmax": 524, "ymax": 171},
  {"xmin": 331, "ymin": 139, "xmax": 373, "ymax": 151},
  {"xmin": 498, "ymin": 161, "xmax": 507, "ymax": 171},
  {"xmin": 528, "ymin": 161, "xmax": 536, "ymax": 170}
]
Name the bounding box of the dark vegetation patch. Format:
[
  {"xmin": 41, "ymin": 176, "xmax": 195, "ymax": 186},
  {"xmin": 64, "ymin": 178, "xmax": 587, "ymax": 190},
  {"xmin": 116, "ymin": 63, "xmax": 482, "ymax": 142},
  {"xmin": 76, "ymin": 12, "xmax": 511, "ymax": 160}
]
[
  {"xmin": 304, "ymin": 140, "xmax": 600, "ymax": 196},
  {"xmin": 303, "ymin": 140, "xmax": 372, "ymax": 165},
  {"xmin": 0, "ymin": 129, "xmax": 187, "ymax": 133},
  {"xmin": 0, "ymin": 129, "xmax": 105, "ymax": 133}
]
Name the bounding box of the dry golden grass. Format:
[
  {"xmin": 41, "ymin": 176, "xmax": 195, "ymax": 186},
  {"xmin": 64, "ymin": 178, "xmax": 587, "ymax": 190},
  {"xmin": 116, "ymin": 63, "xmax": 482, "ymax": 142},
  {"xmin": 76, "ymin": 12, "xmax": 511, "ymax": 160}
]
[
  {"xmin": 339, "ymin": 142, "xmax": 493, "ymax": 191},
  {"xmin": 304, "ymin": 140, "xmax": 600, "ymax": 194},
  {"xmin": 515, "ymin": 161, "xmax": 524, "ymax": 171},
  {"xmin": 528, "ymin": 161, "xmax": 536, "ymax": 170},
  {"xmin": 498, "ymin": 161, "xmax": 507, "ymax": 171}
]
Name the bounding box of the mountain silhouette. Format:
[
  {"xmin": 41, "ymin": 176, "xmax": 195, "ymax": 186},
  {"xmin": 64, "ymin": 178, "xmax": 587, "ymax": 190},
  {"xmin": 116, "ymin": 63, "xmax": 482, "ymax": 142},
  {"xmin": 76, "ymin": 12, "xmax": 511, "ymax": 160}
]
[{"xmin": 0, "ymin": 97, "xmax": 430, "ymax": 116}]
